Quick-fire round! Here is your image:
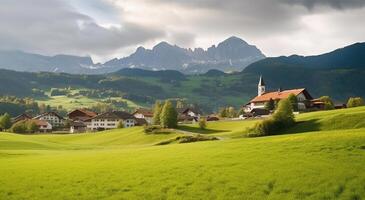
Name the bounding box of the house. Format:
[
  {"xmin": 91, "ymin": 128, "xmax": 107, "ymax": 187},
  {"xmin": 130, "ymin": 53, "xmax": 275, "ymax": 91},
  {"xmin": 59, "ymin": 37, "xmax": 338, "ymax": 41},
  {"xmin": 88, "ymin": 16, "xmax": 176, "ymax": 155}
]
[
  {"xmin": 24, "ymin": 119, "xmax": 52, "ymax": 133},
  {"xmin": 67, "ymin": 109, "xmax": 97, "ymax": 132},
  {"xmin": 70, "ymin": 121, "xmax": 87, "ymax": 133},
  {"xmin": 88, "ymin": 111, "xmax": 137, "ymax": 131},
  {"xmin": 177, "ymin": 107, "xmax": 202, "ymax": 122},
  {"xmin": 207, "ymin": 116, "xmax": 219, "ymax": 121},
  {"xmin": 12, "ymin": 113, "xmax": 32, "ymax": 124},
  {"xmin": 135, "ymin": 118, "xmax": 148, "ymax": 126},
  {"xmin": 33, "ymin": 112, "xmax": 64, "ymax": 127},
  {"xmin": 245, "ymin": 76, "xmax": 313, "ymax": 112},
  {"xmin": 68, "ymin": 109, "xmax": 97, "ymax": 122},
  {"xmin": 133, "ymin": 108, "xmax": 153, "ymax": 124}
]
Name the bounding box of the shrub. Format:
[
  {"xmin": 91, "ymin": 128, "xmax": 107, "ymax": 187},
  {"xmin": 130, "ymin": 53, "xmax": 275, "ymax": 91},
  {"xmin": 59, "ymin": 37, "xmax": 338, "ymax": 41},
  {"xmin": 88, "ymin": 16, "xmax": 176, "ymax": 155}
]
[
  {"xmin": 143, "ymin": 125, "xmax": 162, "ymax": 134},
  {"xmin": 248, "ymin": 118, "xmax": 276, "ymax": 137},
  {"xmin": 27, "ymin": 121, "xmax": 39, "ymax": 133},
  {"xmin": 319, "ymin": 96, "xmax": 334, "ymax": 110},
  {"xmin": 117, "ymin": 121, "xmax": 124, "ymax": 128},
  {"xmin": 198, "ymin": 117, "xmax": 207, "ymax": 130},
  {"xmin": 264, "ymin": 98, "xmax": 275, "ymax": 111},
  {"xmin": 248, "ymin": 98, "xmax": 295, "ymax": 137},
  {"xmin": 11, "ymin": 121, "xmax": 28, "ymax": 133},
  {"xmin": 288, "ymin": 94, "xmax": 298, "ymax": 111},
  {"xmin": 0, "ymin": 113, "xmax": 12, "ymax": 130},
  {"xmin": 347, "ymin": 97, "xmax": 364, "ymax": 108}
]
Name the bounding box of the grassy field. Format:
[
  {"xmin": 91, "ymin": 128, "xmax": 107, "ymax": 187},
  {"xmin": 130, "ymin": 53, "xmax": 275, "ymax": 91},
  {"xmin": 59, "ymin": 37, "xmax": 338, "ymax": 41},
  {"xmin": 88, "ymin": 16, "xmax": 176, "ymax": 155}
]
[
  {"xmin": 35, "ymin": 89, "xmax": 142, "ymax": 111},
  {"xmin": 1, "ymin": 107, "xmax": 365, "ymax": 199}
]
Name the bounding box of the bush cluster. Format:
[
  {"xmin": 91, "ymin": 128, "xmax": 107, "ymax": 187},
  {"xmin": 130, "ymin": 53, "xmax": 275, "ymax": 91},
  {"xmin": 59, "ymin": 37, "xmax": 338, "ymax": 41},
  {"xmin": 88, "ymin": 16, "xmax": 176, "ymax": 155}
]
[
  {"xmin": 143, "ymin": 125, "xmax": 163, "ymax": 134},
  {"xmin": 198, "ymin": 117, "xmax": 207, "ymax": 130},
  {"xmin": 11, "ymin": 120, "xmax": 39, "ymax": 134},
  {"xmin": 248, "ymin": 98, "xmax": 295, "ymax": 137},
  {"xmin": 347, "ymin": 97, "xmax": 364, "ymax": 108}
]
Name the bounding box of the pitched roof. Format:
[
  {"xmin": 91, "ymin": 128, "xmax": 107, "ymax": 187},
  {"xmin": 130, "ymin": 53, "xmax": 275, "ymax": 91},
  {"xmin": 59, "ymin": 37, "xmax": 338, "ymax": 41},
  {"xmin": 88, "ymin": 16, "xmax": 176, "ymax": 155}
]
[
  {"xmin": 68, "ymin": 109, "xmax": 97, "ymax": 118},
  {"xmin": 12, "ymin": 113, "xmax": 32, "ymax": 123},
  {"xmin": 135, "ymin": 118, "xmax": 148, "ymax": 126},
  {"xmin": 34, "ymin": 112, "xmax": 64, "ymax": 120},
  {"xmin": 133, "ymin": 108, "xmax": 153, "ymax": 117},
  {"xmin": 31, "ymin": 119, "xmax": 50, "ymax": 126},
  {"xmin": 92, "ymin": 111, "xmax": 135, "ymax": 120},
  {"xmin": 19, "ymin": 119, "xmax": 50, "ymax": 127},
  {"xmin": 177, "ymin": 107, "xmax": 202, "ymax": 115},
  {"xmin": 249, "ymin": 88, "xmax": 312, "ymax": 103}
]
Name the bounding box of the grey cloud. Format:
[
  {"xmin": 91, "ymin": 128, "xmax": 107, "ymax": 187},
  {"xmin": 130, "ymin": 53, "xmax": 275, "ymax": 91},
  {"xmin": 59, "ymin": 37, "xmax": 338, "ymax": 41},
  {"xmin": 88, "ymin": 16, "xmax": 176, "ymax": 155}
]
[
  {"xmin": 281, "ymin": 0, "xmax": 365, "ymax": 10},
  {"xmin": 0, "ymin": 0, "xmax": 165, "ymax": 57}
]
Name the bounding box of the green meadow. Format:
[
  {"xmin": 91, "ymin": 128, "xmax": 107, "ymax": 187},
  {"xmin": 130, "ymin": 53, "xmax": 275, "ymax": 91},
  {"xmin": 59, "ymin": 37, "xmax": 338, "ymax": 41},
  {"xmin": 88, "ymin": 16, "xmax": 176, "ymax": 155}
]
[{"xmin": 1, "ymin": 107, "xmax": 365, "ymax": 199}]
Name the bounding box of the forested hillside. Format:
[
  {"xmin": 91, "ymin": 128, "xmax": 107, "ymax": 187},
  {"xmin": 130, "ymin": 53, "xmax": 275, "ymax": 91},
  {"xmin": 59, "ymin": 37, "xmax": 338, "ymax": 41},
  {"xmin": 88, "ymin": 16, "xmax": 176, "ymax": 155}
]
[{"xmin": 1, "ymin": 42, "xmax": 365, "ymax": 113}]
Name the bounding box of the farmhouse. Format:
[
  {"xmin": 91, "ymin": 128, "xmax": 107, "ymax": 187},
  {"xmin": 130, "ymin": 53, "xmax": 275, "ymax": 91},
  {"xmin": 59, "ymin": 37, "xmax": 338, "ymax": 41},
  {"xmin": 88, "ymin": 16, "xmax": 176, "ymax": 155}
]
[
  {"xmin": 88, "ymin": 111, "xmax": 136, "ymax": 131},
  {"xmin": 12, "ymin": 113, "xmax": 32, "ymax": 124},
  {"xmin": 245, "ymin": 76, "xmax": 313, "ymax": 111},
  {"xmin": 68, "ymin": 109, "xmax": 97, "ymax": 122},
  {"xmin": 133, "ymin": 108, "xmax": 153, "ymax": 124},
  {"xmin": 70, "ymin": 121, "xmax": 87, "ymax": 133},
  {"xmin": 33, "ymin": 112, "xmax": 64, "ymax": 127},
  {"xmin": 177, "ymin": 107, "xmax": 202, "ymax": 122},
  {"xmin": 23, "ymin": 119, "xmax": 52, "ymax": 133}
]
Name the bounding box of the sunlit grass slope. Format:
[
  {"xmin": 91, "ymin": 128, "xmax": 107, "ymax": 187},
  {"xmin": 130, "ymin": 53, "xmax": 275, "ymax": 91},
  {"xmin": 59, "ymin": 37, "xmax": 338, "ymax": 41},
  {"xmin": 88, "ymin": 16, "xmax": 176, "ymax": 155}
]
[
  {"xmin": 1, "ymin": 107, "xmax": 365, "ymax": 199},
  {"xmin": 1, "ymin": 129, "xmax": 365, "ymax": 199},
  {"xmin": 179, "ymin": 120, "xmax": 258, "ymax": 138},
  {"xmin": 0, "ymin": 127, "xmax": 182, "ymax": 150},
  {"xmin": 287, "ymin": 106, "xmax": 365, "ymax": 133}
]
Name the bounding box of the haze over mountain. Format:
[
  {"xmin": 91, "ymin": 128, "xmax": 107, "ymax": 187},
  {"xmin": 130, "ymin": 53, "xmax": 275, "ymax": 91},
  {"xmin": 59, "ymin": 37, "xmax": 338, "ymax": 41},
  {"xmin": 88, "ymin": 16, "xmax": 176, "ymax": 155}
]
[
  {"xmin": 105, "ymin": 36, "xmax": 265, "ymax": 74},
  {"xmin": 0, "ymin": 36, "xmax": 265, "ymax": 74}
]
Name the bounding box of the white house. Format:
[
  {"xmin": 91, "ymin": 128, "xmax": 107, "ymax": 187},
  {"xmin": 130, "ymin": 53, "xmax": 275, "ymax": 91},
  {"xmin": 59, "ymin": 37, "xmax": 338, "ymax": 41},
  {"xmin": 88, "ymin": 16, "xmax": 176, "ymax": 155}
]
[
  {"xmin": 133, "ymin": 108, "xmax": 153, "ymax": 124},
  {"xmin": 88, "ymin": 111, "xmax": 136, "ymax": 131},
  {"xmin": 33, "ymin": 112, "xmax": 64, "ymax": 127},
  {"xmin": 28, "ymin": 119, "xmax": 52, "ymax": 132},
  {"xmin": 245, "ymin": 76, "xmax": 313, "ymax": 112},
  {"xmin": 177, "ymin": 107, "xmax": 202, "ymax": 122}
]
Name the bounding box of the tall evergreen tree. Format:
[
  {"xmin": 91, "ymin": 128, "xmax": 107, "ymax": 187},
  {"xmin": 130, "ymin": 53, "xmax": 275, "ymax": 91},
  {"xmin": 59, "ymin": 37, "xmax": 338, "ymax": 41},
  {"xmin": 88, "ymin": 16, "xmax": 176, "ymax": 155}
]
[
  {"xmin": 160, "ymin": 100, "xmax": 178, "ymax": 128},
  {"xmin": 152, "ymin": 101, "xmax": 162, "ymax": 125}
]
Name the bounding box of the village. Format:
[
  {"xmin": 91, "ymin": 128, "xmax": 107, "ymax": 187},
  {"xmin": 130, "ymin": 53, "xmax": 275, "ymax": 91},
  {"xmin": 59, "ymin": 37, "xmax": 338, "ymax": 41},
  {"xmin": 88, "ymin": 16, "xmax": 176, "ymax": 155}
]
[{"xmin": 2, "ymin": 76, "xmax": 360, "ymax": 134}]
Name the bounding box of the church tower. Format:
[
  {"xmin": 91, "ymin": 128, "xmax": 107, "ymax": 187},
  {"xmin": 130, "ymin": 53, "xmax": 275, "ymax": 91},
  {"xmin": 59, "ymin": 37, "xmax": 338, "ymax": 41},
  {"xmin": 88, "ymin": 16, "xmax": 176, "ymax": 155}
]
[{"xmin": 258, "ymin": 75, "xmax": 266, "ymax": 96}]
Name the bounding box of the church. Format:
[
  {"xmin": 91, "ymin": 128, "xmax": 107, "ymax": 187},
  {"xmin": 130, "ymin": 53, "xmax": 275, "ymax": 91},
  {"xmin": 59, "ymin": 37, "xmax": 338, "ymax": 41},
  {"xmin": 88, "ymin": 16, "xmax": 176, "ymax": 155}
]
[{"xmin": 245, "ymin": 76, "xmax": 314, "ymax": 112}]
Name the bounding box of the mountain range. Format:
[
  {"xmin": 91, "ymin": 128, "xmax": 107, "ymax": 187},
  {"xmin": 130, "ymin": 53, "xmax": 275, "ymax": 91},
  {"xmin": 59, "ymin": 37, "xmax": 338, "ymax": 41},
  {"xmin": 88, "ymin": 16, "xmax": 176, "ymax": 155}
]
[
  {"xmin": 0, "ymin": 36, "xmax": 265, "ymax": 74},
  {"xmin": 0, "ymin": 41, "xmax": 365, "ymax": 112}
]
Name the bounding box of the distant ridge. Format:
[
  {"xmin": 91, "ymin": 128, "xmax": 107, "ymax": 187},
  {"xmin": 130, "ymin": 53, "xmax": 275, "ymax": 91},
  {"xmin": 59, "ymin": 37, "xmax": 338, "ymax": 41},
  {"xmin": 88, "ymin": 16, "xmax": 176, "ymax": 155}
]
[
  {"xmin": 244, "ymin": 42, "xmax": 365, "ymax": 73},
  {"xmin": 105, "ymin": 36, "xmax": 265, "ymax": 74}
]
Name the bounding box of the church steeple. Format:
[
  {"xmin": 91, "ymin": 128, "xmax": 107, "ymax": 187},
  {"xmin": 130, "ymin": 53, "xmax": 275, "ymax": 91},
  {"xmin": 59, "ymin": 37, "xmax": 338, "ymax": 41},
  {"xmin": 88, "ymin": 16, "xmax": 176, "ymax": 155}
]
[{"xmin": 258, "ymin": 75, "xmax": 266, "ymax": 96}]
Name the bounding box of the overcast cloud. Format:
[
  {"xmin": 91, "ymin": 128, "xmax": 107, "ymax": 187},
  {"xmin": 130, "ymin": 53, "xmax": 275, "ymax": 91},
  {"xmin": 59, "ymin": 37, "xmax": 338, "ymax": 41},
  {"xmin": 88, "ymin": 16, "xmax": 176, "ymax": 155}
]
[{"xmin": 0, "ymin": 0, "xmax": 364, "ymax": 62}]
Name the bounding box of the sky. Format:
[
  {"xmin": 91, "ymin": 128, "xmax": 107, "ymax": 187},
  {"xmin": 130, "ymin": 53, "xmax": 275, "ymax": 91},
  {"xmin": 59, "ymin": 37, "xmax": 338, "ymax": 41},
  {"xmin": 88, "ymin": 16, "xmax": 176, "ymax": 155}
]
[{"xmin": 0, "ymin": 0, "xmax": 365, "ymax": 63}]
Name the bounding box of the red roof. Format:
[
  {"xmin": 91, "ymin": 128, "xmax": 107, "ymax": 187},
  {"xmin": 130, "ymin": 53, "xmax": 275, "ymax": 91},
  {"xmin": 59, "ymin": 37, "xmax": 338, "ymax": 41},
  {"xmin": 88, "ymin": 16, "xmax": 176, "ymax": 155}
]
[
  {"xmin": 133, "ymin": 108, "xmax": 153, "ymax": 117},
  {"xmin": 69, "ymin": 109, "xmax": 97, "ymax": 118},
  {"xmin": 18, "ymin": 119, "xmax": 49, "ymax": 127},
  {"xmin": 249, "ymin": 88, "xmax": 310, "ymax": 103}
]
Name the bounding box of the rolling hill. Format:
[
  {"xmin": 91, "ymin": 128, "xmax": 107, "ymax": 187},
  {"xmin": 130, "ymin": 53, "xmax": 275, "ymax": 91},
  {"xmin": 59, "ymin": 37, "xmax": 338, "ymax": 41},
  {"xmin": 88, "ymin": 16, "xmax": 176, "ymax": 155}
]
[{"xmin": 1, "ymin": 107, "xmax": 365, "ymax": 199}]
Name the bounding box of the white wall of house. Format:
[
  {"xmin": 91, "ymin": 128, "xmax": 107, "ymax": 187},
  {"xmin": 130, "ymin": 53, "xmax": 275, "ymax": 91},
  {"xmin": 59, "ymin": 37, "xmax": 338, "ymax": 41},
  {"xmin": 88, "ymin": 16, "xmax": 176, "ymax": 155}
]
[
  {"xmin": 88, "ymin": 118, "xmax": 135, "ymax": 130},
  {"xmin": 37, "ymin": 115, "xmax": 64, "ymax": 127},
  {"xmin": 39, "ymin": 122, "xmax": 52, "ymax": 132},
  {"xmin": 134, "ymin": 114, "xmax": 153, "ymax": 124}
]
